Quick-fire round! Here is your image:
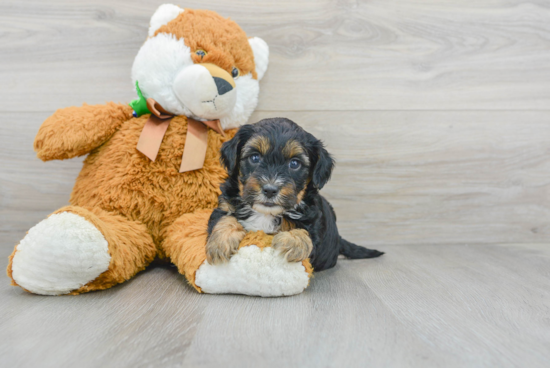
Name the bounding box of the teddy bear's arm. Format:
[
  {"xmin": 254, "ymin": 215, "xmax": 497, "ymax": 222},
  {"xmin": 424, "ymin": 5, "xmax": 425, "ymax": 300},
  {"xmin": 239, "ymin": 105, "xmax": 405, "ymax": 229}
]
[{"xmin": 34, "ymin": 102, "xmax": 133, "ymax": 161}]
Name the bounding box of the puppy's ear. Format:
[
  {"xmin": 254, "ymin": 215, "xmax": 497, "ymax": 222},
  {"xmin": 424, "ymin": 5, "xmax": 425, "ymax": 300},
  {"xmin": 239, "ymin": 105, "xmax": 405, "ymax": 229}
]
[
  {"xmin": 220, "ymin": 124, "xmax": 255, "ymax": 175},
  {"xmin": 311, "ymin": 140, "xmax": 335, "ymax": 190}
]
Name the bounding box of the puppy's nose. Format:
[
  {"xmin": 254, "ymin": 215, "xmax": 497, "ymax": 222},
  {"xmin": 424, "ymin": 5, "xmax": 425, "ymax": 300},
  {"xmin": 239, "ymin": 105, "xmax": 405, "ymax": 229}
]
[
  {"xmin": 213, "ymin": 77, "xmax": 233, "ymax": 95},
  {"xmin": 262, "ymin": 184, "xmax": 279, "ymax": 199}
]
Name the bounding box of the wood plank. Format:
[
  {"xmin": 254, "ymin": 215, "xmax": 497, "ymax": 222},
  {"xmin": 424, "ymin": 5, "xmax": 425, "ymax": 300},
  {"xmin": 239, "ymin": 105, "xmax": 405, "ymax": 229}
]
[
  {"xmin": 180, "ymin": 264, "xmax": 451, "ymax": 368},
  {"xmin": 2, "ymin": 242, "xmax": 549, "ymax": 367},
  {"xmin": 3, "ymin": 110, "xmax": 549, "ymax": 247},
  {"xmin": 1, "ymin": 0, "xmax": 550, "ymax": 111},
  {"xmin": 0, "ymin": 267, "xmax": 209, "ymax": 367},
  {"xmin": 349, "ymin": 243, "xmax": 550, "ymax": 367}
]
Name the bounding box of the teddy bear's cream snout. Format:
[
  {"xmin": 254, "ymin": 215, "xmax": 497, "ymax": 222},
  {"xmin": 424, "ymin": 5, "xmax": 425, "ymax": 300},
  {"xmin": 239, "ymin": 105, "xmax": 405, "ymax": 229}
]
[{"xmin": 173, "ymin": 63, "xmax": 237, "ymax": 120}]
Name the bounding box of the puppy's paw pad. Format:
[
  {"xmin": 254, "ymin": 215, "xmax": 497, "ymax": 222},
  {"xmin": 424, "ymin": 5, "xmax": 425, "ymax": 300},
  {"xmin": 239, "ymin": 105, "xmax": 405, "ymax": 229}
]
[
  {"xmin": 206, "ymin": 216, "xmax": 245, "ymax": 265},
  {"xmin": 272, "ymin": 229, "xmax": 313, "ymax": 262},
  {"xmin": 206, "ymin": 242, "xmax": 239, "ymax": 265}
]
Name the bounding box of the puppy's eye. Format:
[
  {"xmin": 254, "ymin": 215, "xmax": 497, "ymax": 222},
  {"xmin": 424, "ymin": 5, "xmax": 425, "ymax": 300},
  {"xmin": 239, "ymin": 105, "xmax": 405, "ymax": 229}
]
[
  {"xmin": 249, "ymin": 154, "xmax": 261, "ymax": 164},
  {"xmin": 289, "ymin": 159, "xmax": 301, "ymax": 170},
  {"xmin": 231, "ymin": 67, "xmax": 239, "ymax": 78},
  {"xmin": 195, "ymin": 50, "xmax": 207, "ymax": 58}
]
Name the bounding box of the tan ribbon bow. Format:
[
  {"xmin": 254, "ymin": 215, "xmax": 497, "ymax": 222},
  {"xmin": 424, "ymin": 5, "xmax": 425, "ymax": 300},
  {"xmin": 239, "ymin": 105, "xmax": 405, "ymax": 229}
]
[{"xmin": 136, "ymin": 98, "xmax": 225, "ymax": 173}]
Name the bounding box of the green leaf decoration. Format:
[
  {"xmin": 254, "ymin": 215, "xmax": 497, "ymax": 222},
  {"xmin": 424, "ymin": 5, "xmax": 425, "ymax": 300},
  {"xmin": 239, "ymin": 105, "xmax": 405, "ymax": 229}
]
[{"xmin": 129, "ymin": 81, "xmax": 151, "ymax": 117}]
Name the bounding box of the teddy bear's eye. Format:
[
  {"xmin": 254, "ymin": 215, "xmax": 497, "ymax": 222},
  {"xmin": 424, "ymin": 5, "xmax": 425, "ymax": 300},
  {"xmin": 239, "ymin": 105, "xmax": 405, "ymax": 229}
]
[
  {"xmin": 195, "ymin": 50, "xmax": 207, "ymax": 58},
  {"xmin": 231, "ymin": 67, "xmax": 239, "ymax": 78}
]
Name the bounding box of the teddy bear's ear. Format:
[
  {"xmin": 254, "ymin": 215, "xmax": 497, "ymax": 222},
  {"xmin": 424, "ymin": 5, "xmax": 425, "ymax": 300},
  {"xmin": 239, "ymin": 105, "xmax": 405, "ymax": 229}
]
[
  {"xmin": 248, "ymin": 37, "xmax": 269, "ymax": 80},
  {"xmin": 148, "ymin": 4, "xmax": 184, "ymax": 37}
]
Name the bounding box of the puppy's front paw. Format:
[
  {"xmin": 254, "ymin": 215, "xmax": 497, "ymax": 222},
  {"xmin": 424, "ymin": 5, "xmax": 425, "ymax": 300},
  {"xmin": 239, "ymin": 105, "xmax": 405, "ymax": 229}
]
[
  {"xmin": 272, "ymin": 229, "xmax": 313, "ymax": 262},
  {"xmin": 206, "ymin": 216, "xmax": 245, "ymax": 265}
]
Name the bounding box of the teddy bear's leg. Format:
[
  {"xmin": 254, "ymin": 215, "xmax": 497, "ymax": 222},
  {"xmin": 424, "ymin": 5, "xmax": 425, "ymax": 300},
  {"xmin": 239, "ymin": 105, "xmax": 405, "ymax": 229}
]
[
  {"xmin": 161, "ymin": 209, "xmax": 213, "ymax": 292},
  {"xmin": 7, "ymin": 206, "xmax": 156, "ymax": 295},
  {"xmin": 161, "ymin": 209, "xmax": 313, "ymax": 296}
]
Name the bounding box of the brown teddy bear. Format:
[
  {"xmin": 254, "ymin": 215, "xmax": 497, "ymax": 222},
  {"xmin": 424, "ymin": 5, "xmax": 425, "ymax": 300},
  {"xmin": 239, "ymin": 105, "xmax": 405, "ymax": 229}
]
[{"xmin": 7, "ymin": 5, "xmax": 312, "ymax": 297}]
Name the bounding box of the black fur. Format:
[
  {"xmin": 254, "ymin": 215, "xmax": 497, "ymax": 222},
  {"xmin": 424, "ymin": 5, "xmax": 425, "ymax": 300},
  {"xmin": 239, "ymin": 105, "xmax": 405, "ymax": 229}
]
[
  {"xmin": 219, "ymin": 124, "xmax": 256, "ymax": 175},
  {"xmin": 209, "ymin": 118, "xmax": 383, "ymax": 271}
]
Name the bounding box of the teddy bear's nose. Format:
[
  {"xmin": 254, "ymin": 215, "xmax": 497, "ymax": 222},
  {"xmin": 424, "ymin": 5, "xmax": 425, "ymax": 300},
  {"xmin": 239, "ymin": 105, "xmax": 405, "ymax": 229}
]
[{"xmin": 213, "ymin": 77, "xmax": 233, "ymax": 95}]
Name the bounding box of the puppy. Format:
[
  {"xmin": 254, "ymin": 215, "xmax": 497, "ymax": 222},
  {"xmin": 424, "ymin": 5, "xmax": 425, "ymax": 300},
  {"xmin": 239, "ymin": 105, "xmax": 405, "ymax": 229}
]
[{"xmin": 206, "ymin": 118, "xmax": 384, "ymax": 271}]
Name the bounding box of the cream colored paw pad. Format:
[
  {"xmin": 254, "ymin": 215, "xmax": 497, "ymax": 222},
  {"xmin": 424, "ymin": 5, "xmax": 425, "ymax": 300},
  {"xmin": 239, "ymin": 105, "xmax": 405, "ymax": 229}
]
[
  {"xmin": 11, "ymin": 212, "xmax": 111, "ymax": 295},
  {"xmin": 195, "ymin": 245, "xmax": 310, "ymax": 297}
]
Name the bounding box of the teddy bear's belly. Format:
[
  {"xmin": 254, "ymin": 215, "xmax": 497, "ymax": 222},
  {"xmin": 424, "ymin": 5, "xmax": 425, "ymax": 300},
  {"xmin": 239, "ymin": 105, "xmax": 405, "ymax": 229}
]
[{"xmin": 69, "ymin": 116, "xmax": 232, "ymax": 242}]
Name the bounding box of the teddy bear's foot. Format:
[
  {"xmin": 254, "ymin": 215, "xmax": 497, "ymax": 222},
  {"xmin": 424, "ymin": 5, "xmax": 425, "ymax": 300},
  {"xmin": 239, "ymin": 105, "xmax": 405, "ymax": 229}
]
[
  {"xmin": 162, "ymin": 211, "xmax": 313, "ymax": 297},
  {"xmin": 9, "ymin": 212, "xmax": 110, "ymax": 295},
  {"xmin": 8, "ymin": 206, "xmax": 156, "ymax": 295},
  {"xmin": 196, "ymin": 245, "xmax": 311, "ymax": 297}
]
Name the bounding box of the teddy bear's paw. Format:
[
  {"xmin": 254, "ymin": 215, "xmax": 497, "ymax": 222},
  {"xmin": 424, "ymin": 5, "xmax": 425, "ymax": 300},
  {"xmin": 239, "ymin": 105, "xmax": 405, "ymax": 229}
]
[
  {"xmin": 272, "ymin": 229, "xmax": 313, "ymax": 263},
  {"xmin": 11, "ymin": 212, "xmax": 111, "ymax": 295}
]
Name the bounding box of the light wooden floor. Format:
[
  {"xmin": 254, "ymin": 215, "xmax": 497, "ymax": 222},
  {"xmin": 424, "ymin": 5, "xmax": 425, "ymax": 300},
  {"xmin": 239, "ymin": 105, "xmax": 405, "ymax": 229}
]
[{"xmin": 1, "ymin": 1, "xmax": 550, "ymax": 367}]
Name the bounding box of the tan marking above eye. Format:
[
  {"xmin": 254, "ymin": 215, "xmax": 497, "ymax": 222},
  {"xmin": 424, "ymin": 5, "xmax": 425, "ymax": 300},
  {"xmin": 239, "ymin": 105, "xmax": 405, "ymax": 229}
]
[
  {"xmin": 243, "ymin": 135, "xmax": 271, "ymax": 156},
  {"xmin": 282, "ymin": 140, "xmax": 305, "ymax": 159}
]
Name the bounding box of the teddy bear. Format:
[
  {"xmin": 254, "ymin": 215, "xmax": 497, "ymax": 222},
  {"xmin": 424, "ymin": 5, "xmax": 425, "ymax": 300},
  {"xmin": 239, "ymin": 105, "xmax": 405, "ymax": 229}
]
[{"xmin": 7, "ymin": 4, "xmax": 313, "ymax": 297}]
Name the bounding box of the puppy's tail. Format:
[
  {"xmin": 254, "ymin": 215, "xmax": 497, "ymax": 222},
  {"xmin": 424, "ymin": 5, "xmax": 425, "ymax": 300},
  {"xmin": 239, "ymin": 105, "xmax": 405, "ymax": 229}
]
[{"xmin": 339, "ymin": 236, "xmax": 384, "ymax": 259}]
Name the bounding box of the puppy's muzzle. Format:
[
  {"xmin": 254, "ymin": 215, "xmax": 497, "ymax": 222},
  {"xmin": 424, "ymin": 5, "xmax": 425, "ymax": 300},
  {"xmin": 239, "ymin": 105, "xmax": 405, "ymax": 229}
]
[{"xmin": 262, "ymin": 184, "xmax": 279, "ymax": 199}]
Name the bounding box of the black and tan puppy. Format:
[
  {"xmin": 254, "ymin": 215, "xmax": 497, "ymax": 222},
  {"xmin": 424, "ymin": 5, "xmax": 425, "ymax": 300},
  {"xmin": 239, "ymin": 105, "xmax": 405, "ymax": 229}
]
[{"xmin": 206, "ymin": 118, "xmax": 383, "ymax": 271}]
